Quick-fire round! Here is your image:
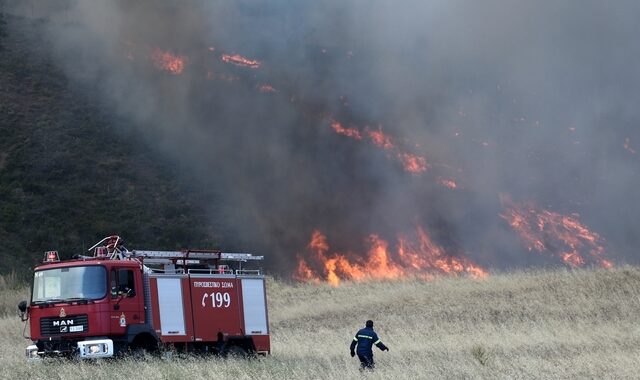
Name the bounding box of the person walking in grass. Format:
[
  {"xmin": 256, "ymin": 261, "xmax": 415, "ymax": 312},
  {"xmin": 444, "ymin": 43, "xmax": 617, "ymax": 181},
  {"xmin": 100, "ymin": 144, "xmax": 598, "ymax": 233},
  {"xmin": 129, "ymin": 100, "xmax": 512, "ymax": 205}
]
[{"xmin": 350, "ymin": 320, "xmax": 389, "ymax": 370}]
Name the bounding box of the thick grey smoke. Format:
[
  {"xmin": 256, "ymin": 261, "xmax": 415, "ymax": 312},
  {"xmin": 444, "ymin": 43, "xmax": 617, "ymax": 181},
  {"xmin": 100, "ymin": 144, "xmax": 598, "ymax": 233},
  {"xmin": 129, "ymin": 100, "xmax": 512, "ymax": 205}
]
[{"xmin": 8, "ymin": 0, "xmax": 640, "ymax": 272}]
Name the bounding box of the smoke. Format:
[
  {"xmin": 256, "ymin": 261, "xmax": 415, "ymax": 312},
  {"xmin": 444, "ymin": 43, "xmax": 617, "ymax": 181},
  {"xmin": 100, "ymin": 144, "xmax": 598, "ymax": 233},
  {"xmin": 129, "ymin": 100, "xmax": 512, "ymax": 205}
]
[{"xmin": 8, "ymin": 0, "xmax": 640, "ymax": 272}]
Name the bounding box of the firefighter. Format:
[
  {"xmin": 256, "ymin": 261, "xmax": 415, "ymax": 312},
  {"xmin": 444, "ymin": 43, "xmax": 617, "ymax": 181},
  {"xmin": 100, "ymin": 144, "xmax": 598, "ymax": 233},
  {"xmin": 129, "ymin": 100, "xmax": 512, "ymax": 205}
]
[{"xmin": 349, "ymin": 320, "xmax": 389, "ymax": 370}]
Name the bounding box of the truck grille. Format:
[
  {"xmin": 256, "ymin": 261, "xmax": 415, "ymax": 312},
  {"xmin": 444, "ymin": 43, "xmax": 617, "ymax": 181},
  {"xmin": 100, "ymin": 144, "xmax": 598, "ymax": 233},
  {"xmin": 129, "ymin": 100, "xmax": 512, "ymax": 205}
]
[{"xmin": 40, "ymin": 315, "xmax": 89, "ymax": 336}]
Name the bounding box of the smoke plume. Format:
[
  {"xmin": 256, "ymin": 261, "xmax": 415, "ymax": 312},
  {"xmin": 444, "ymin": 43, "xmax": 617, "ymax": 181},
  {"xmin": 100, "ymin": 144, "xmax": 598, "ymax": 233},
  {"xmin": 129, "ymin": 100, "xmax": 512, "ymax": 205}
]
[{"xmin": 7, "ymin": 0, "xmax": 640, "ymax": 276}]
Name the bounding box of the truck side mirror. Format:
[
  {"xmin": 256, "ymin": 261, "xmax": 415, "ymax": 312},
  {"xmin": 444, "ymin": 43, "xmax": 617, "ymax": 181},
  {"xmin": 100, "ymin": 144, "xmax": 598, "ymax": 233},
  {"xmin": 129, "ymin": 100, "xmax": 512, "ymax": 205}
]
[{"xmin": 18, "ymin": 300, "xmax": 28, "ymax": 321}]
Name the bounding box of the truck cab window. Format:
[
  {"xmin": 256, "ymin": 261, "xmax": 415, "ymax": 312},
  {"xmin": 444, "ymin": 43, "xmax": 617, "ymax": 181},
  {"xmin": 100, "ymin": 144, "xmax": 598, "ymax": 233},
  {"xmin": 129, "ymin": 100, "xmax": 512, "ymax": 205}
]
[{"xmin": 111, "ymin": 269, "xmax": 136, "ymax": 298}]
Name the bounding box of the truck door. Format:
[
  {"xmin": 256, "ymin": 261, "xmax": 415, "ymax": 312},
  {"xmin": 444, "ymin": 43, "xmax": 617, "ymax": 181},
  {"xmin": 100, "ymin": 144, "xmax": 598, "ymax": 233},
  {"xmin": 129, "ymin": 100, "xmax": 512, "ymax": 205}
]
[
  {"xmin": 190, "ymin": 277, "xmax": 242, "ymax": 341},
  {"xmin": 109, "ymin": 268, "xmax": 143, "ymax": 335}
]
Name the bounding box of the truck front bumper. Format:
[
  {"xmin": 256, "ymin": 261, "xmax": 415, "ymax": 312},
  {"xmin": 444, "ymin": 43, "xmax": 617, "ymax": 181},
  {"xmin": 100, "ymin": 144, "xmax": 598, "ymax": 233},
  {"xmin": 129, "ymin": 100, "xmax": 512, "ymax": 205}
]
[{"xmin": 26, "ymin": 339, "xmax": 114, "ymax": 359}]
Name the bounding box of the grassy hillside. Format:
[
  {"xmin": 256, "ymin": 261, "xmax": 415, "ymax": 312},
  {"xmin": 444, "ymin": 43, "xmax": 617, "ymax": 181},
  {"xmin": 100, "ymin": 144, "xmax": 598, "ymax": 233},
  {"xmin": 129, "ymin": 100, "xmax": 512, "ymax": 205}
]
[
  {"xmin": 1, "ymin": 267, "xmax": 639, "ymax": 379},
  {"xmin": 0, "ymin": 13, "xmax": 221, "ymax": 276}
]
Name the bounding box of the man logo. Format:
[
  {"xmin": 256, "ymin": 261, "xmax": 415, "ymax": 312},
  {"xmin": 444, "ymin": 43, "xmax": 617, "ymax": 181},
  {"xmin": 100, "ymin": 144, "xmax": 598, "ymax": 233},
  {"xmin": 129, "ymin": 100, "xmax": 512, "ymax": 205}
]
[
  {"xmin": 60, "ymin": 326, "xmax": 68, "ymax": 333},
  {"xmin": 59, "ymin": 308, "xmax": 66, "ymax": 318},
  {"xmin": 53, "ymin": 319, "xmax": 74, "ymax": 326}
]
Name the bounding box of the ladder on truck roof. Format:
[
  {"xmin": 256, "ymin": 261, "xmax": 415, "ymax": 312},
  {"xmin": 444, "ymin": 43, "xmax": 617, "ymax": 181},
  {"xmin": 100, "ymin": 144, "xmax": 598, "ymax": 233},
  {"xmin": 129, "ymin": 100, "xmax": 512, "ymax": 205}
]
[
  {"xmin": 88, "ymin": 235, "xmax": 263, "ymax": 273},
  {"xmin": 127, "ymin": 250, "xmax": 264, "ymax": 275},
  {"xmin": 127, "ymin": 250, "xmax": 263, "ymax": 264}
]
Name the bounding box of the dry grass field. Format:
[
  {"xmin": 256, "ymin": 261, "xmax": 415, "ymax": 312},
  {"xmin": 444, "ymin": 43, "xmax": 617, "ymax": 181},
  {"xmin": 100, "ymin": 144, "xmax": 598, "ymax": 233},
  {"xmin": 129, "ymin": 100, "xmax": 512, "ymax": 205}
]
[{"xmin": 1, "ymin": 267, "xmax": 640, "ymax": 379}]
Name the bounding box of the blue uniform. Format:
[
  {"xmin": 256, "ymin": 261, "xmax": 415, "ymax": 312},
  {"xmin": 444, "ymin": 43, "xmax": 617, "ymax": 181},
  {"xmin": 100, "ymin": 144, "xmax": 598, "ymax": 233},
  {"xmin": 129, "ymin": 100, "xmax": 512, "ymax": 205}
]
[{"xmin": 350, "ymin": 326, "xmax": 388, "ymax": 369}]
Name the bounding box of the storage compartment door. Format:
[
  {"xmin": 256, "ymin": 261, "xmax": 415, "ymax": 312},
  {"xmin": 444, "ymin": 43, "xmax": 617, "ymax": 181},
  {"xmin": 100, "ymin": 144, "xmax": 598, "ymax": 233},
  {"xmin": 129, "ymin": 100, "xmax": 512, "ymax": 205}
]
[
  {"xmin": 241, "ymin": 278, "xmax": 268, "ymax": 335},
  {"xmin": 156, "ymin": 277, "xmax": 186, "ymax": 336}
]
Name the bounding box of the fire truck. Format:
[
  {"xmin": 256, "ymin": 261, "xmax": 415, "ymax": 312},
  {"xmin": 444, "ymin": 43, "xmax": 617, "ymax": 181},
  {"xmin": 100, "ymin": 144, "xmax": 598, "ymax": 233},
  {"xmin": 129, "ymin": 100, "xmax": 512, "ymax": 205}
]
[{"xmin": 17, "ymin": 236, "xmax": 270, "ymax": 359}]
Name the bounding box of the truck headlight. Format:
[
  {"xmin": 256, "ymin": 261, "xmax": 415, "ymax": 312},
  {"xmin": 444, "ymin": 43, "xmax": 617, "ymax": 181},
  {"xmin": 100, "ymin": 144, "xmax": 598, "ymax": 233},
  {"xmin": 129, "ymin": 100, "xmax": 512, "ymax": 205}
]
[
  {"xmin": 86, "ymin": 344, "xmax": 104, "ymax": 355},
  {"xmin": 77, "ymin": 339, "xmax": 114, "ymax": 358}
]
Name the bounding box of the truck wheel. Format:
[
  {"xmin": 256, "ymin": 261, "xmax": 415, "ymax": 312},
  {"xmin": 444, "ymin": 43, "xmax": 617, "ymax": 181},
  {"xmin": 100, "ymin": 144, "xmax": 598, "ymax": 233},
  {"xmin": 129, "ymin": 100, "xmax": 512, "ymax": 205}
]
[
  {"xmin": 129, "ymin": 334, "xmax": 159, "ymax": 358},
  {"xmin": 222, "ymin": 345, "xmax": 247, "ymax": 359}
]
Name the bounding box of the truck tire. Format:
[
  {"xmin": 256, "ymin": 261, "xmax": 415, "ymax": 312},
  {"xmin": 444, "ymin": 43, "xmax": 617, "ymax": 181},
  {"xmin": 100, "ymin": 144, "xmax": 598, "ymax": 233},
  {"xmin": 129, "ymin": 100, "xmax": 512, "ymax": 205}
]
[
  {"xmin": 129, "ymin": 333, "xmax": 159, "ymax": 358},
  {"xmin": 222, "ymin": 344, "xmax": 247, "ymax": 359}
]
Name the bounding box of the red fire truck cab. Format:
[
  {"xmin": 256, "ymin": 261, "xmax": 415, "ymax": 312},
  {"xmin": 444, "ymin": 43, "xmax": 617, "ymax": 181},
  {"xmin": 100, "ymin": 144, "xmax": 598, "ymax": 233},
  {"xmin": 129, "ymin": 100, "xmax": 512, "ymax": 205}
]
[{"xmin": 18, "ymin": 236, "xmax": 270, "ymax": 359}]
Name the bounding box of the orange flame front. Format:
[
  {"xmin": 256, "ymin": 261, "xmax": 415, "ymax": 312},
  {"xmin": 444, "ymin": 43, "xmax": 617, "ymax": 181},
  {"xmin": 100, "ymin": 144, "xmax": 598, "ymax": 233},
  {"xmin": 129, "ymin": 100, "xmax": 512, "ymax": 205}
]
[
  {"xmin": 500, "ymin": 195, "xmax": 612, "ymax": 268},
  {"xmin": 150, "ymin": 49, "xmax": 186, "ymax": 75},
  {"xmin": 294, "ymin": 227, "xmax": 486, "ymax": 286}
]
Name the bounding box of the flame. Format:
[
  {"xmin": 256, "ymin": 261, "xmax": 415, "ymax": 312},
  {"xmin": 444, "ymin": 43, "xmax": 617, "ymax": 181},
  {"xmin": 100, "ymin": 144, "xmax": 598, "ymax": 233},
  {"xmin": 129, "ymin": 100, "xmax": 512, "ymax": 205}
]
[
  {"xmin": 562, "ymin": 252, "xmax": 585, "ymax": 267},
  {"xmin": 295, "ymin": 227, "xmax": 486, "ymax": 286},
  {"xmin": 500, "ymin": 195, "xmax": 611, "ymax": 268},
  {"xmin": 366, "ymin": 126, "xmax": 395, "ymax": 150},
  {"xmin": 397, "ymin": 153, "xmax": 428, "ymax": 174},
  {"xmin": 398, "ymin": 226, "xmax": 486, "ymax": 277},
  {"xmin": 331, "ymin": 120, "xmax": 362, "ymax": 140},
  {"xmin": 329, "ymin": 120, "xmax": 429, "ymax": 174},
  {"xmin": 437, "ymin": 178, "xmax": 458, "ymax": 189},
  {"xmin": 364, "ymin": 235, "xmax": 405, "ymax": 279},
  {"xmin": 293, "ymin": 257, "xmax": 320, "ymax": 284},
  {"xmin": 600, "ymin": 259, "xmax": 614, "ymax": 269},
  {"xmin": 221, "ymin": 54, "xmax": 261, "ymax": 69},
  {"xmin": 150, "ymin": 49, "xmax": 186, "ymax": 75},
  {"xmin": 309, "ymin": 229, "xmax": 329, "ymax": 252}
]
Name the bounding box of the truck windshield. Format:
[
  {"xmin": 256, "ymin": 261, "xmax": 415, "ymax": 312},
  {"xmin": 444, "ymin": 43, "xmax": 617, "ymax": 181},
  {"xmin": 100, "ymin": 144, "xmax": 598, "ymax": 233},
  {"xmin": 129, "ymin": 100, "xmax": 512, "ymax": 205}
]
[{"xmin": 32, "ymin": 266, "xmax": 107, "ymax": 302}]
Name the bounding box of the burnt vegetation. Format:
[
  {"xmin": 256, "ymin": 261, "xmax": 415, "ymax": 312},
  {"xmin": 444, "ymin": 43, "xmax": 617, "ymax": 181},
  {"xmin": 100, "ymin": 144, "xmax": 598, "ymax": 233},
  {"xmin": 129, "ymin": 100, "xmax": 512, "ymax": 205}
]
[{"xmin": 0, "ymin": 13, "xmax": 220, "ymax": 278}]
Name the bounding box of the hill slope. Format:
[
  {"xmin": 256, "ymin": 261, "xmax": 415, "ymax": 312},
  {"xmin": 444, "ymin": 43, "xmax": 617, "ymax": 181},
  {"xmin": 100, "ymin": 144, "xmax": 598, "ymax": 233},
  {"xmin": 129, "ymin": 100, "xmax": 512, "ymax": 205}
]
[
  {"xmin": 0, "ymin": 13, "xmax": 220, "ymax": 276},
  {"xmin": 1, "ymin": 267, "xmax": 639, "ymax": 379}
]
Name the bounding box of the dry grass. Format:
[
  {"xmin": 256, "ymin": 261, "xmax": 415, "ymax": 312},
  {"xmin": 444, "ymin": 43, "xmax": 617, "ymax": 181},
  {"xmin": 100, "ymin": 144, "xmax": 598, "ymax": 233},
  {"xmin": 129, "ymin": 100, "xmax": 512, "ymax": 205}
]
[
  {"xmin": 0, "ymin": 272, "xmax": 28, "ymax": 317},
  {"xmin": 1, "ymin": 267, "xmax": 640, "ymax": 379}
]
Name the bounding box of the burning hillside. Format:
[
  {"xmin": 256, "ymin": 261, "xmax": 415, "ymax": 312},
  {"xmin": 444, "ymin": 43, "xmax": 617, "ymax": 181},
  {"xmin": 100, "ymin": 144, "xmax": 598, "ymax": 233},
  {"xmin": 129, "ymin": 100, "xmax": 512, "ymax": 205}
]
[{"xmin": 9, "ymin": 1, "xmax": 638, "ymax": 284}]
